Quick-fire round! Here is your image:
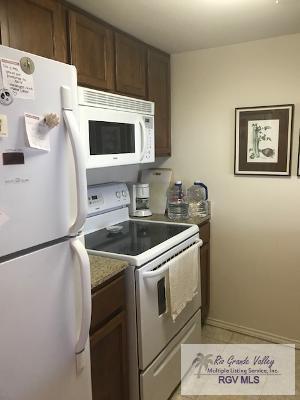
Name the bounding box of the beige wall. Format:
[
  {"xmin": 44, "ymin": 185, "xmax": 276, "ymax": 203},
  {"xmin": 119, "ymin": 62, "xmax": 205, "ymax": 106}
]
[{"xmin": 158, "ymin": 34, "xmax": 300, "ymax": 341}]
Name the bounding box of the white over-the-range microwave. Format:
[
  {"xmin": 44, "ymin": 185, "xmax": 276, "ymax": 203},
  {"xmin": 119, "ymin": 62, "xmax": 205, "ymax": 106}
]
[{"xmin": 78, "ymin": 87, "xmax": 155, "ymax": 169}]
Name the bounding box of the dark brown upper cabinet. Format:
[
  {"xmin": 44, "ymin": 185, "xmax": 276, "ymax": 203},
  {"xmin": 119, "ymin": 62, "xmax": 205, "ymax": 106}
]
[
  {"xmin": 115, "ymin": 32, "xmax": 146, "ymax": 98},
  {"xmin": 0, "ymin": 0, "xmax": 66, "ymax": 62},
  {"xmin": 68, "ymin": 10, "xmax": 114, "ymax": 91},
  {"xmin": 147, "ymin": 48, "xmax": 171, "ymax": 156},
  {"xmin": 0, "ymin": 0, "xmax": 172, "ymax": 155}
]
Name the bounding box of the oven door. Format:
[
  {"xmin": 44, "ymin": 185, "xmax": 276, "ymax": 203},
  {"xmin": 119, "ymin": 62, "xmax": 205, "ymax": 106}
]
[
  {"xmin": 135, "ymin": 234, "xmax": 202, "ymax": 370},
  {"xmin": 79, "ymin": 105, "xmax": 144, "ymax": 168}
]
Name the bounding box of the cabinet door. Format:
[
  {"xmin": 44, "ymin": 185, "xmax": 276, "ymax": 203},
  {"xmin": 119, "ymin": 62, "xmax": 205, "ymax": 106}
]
[
  {"xmin": 0, "ymin": 0, "xmax": 66, "ymax": 61},
  {"xmin": 90, "ymin": 311, "xmax": 128, "ymax": 400},
  {"xmin": 0, "ymin": 0, "xmax": 8, "ymax": 45},
  {"xmin": 115, "ymin": 32, "xmax": 146, "ymax": 98},
  {"xmin": 68, "ymin": 11, "xmax": 114, "ymax": 91},
  {"xmin": 148, "ymin": 48, "xmax": 171, "ymax": 156},
  {"xmin": 200, "ymin": 241, "xmax": 210, "ymax": 324}
]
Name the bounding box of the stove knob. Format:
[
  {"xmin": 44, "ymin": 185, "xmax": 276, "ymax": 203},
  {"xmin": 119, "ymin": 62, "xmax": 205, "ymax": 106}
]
[
  {"xmin": 116, "ymin": 191, "xmax": 121, "ymax": 199},
  {"xmin": 122, "ymin": 190, "xmax": 127, "ymax": 197}
]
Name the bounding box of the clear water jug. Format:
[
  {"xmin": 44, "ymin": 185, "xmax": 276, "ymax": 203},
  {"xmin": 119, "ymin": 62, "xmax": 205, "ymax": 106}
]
[
  {"xmin": 167, "ymin": 181, "xmax": 189, "ymax": 220},
  {"xmin": 187, "ymin": 181, "xmax": 208, "ymax": 217}
]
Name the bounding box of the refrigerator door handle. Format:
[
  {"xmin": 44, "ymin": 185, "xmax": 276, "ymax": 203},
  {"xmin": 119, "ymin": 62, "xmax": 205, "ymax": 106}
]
[
  {"xmin": 61, "ymin": 86, "xmax": 88, "ymax": 236},
  {"xmin": 71, "ymin": 238, "xmax": 91, "ymax": 373}
]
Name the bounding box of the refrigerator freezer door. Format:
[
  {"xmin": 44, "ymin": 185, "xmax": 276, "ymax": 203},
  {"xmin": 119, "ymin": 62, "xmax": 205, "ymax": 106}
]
[
  {"xmin": 0, "ymin": 45, "xmax": 83, "ymax": 257},
  {"xmin": 0, "ymin": 239, "xmax": 92, "ymax": 400}
]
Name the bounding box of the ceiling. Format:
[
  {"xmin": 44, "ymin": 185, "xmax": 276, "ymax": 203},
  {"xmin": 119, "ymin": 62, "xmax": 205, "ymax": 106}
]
[{"xmin": 68, "ymin": 0, "xmax": 300, "ymax": 53}]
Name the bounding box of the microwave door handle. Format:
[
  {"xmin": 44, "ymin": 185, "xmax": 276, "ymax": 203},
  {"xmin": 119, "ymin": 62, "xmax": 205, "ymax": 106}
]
[
  {"xmin": 71, "ymin": 238, "xmax": 91, "ymax": 373},
  {"xmin": 139, "ymin": 120, "xmax": 147, "ymax": 161},
  {"xmin": 61, "ymin": 86, "xmax": 88, "ymax": 236}
]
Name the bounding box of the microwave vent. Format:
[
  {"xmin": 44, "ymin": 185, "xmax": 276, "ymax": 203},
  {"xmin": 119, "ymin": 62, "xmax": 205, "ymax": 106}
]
[{"xmin": 79, "ymin": 87, "xmax": 154, "ymax": 115}]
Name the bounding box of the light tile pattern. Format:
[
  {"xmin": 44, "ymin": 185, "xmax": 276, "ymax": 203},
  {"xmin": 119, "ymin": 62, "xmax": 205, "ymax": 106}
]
[{"xmin": 170, "ymin": 324, "xmax": 300, "ymax": 400}]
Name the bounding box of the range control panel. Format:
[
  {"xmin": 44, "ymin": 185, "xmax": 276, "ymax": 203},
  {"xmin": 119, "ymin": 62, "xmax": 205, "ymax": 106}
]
[{"xmin": 87, "ymin": 183, "xmax": 130, "ymax": 216}]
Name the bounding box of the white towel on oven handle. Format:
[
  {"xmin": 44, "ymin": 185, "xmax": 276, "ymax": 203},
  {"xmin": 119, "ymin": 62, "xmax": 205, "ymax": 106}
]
[{"xmin": 168, "ymin": 240, "xmax": 201, "ymax": 322}]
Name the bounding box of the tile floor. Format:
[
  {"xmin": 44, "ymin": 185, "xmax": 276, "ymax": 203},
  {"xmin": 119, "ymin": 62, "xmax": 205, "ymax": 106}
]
[{"xmin": 170, "ymin": 324, "xmax": 300, "ymax": 400}]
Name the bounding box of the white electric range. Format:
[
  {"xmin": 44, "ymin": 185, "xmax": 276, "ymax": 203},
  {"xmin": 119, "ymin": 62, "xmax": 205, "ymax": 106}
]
[{"xmin": 84, "ymin": 183, "xmax": 203, "ymax": 400}]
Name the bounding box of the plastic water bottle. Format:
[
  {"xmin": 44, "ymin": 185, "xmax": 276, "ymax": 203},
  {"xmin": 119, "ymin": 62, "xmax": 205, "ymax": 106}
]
[
  {"xmin": 167, "ymin": 181, "xmax": 189, "ymax": 220},
  {"xmin": 187, "ymin": 181, "xmax": 208, "ymax": 217}
]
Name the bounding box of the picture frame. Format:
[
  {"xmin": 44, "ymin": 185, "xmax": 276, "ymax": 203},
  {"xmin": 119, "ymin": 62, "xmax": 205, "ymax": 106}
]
[
  {"xmin": 297, "ymin": 131, "xmax": 300, "ymax": 176},
  {"xmin": 234, "ymin": 104, "xmax": 294, "ymax": 176}
]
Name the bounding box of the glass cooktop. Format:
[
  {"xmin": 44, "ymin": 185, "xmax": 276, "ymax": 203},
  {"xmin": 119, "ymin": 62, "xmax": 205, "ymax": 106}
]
[{"xmin": 85, "ymin": 220, "xmax": 190, "ymax": 256}]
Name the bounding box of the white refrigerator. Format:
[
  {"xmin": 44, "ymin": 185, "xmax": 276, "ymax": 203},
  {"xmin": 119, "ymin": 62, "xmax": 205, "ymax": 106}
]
[{"xmin": 0, "ymin": 45, "xmax": 92, "ymax": 400}]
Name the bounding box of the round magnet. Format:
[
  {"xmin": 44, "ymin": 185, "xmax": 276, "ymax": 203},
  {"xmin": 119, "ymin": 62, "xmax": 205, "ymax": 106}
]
[
  {"xmin": 20, "ymin": 57, "xmax": 35, "ymax": 75},
  {"xmin": 0, "ymin": 89, "xmax": 13, "ymax": 105}
]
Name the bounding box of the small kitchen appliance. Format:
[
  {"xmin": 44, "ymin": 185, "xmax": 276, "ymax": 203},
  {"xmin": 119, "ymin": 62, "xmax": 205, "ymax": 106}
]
[
  {"xmin": 78, "ymin": 87, "xmax": 155, "ymax": 169},
  {"xmin": 128, "ymin": 183, "xmax": 152, "ymax": 217},
  {"xmin": 84, "ymin": 183, "xmax": 202, "ymax": 400}
]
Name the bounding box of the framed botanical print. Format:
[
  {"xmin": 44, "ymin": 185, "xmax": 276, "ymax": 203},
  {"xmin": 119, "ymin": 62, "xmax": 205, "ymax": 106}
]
[
  {"xmin": 298, "ymin": 132, "xmax": 300, "ymax": 176},
  {"xmin": 234, "ymin": 104, "xmax": 294, "ymax": 176}
]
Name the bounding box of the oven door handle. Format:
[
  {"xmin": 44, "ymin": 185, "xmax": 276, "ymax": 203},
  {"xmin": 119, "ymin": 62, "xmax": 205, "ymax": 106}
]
[{"xmin": 142, "ymin": 239, "xmax": 203, "ymax": 279}]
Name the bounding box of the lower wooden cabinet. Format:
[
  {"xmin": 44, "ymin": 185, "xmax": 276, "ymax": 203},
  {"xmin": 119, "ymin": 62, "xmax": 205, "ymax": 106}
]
[
  {"xmin": 200, "ymin": 242, "xmax": 210, "ymax": 324},
  {"xmin": 90, "ymin": 311, "xmax": 128, "ymax": 400},
  {"xmin": 90, "ymin": 273, "xmax": 128, "ymax": 400},
  {"xmin": 198, "ymin": 221, "xmax": 210, "ymax": 324}
]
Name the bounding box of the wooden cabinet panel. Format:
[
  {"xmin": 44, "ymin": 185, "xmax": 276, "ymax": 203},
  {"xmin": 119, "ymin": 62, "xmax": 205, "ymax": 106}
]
[
  {"xmin": 0, "ymin": 0, "xmax": 66, "ymax": 61},
  {"xmin": 68, "ymin": 11, "xmax": 114, "ymax": 91},
  {"xmin": 115, "ymin": 32, "xmax": 146, "ymax": 98},
  {"xmin": 148, "ymin": 48, "xmax": 171, "ymax": 156},
  {"xmin": 90, "ymin": 311, "xmax": 128, "ymax": 400},
  {"xmin": 199, "ymin": 221, "xmax": 210, "ymax": 245},
  {"xmin": 0, "ymin": 0, "xmax": 8, "ymax": 45},
  {"xmin": 200, "ymin": 241, "xmax": 210, "ymax": 325},
  {"xmin": 90, "ymin": 274, "xmax": 125, "ymax": 334}
]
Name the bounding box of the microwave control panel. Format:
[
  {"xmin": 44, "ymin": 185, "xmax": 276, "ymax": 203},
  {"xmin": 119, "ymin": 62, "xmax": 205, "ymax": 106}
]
[{"xmin": 143, "ymin": 116, "xmax": 155, "ymax": 162}]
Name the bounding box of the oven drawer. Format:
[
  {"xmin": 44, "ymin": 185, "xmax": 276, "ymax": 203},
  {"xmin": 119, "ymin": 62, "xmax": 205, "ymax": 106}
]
[{"xmin": 140, "ymin": 310, "xmax": 201, "ymax": 400}]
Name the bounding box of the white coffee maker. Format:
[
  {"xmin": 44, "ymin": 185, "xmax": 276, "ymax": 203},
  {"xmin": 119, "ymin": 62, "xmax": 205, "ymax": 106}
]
[{"xmin": 128, "ymin": 183, "xmax": 152, "ymax": 217}]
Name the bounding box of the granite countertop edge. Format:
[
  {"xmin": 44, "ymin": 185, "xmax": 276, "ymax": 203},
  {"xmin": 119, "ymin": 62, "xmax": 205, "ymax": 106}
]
[{"xmin": 89, "ymin": 254, "xmax": 128, "ymax": 292}]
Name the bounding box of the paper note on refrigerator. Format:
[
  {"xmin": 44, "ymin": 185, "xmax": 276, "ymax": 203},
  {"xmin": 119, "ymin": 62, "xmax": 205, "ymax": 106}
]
[
  {"xmin": 0, "ymin": 209, "xmax": 9, "ymax": 228},
  {"xmin": 0, "ymin": 114, "xmax": 8, "ymax": 137},
  {"xmin": 24, "ymin": 113, "xmax": 50, "ymax": 151},
  {"xmin": 1, "ymin": 58, "xmax": 34, "ymax": 99}
]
